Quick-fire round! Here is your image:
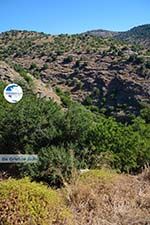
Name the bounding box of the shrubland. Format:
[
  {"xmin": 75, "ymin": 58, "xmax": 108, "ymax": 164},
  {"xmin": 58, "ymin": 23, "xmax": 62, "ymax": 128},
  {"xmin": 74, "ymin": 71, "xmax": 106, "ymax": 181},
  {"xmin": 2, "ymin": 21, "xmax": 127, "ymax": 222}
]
[{"xmin": 0, "ymin": 82, "xmax": 149, "ymax": 186}]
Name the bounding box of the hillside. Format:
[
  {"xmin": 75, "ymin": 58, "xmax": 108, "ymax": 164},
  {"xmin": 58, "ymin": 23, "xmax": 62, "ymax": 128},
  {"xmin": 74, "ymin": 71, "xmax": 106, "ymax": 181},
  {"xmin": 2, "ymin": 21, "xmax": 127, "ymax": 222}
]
[
  {"xmin": 85, "ymin": 24, "xmax": 150, "ymax": 47},
  {"xmin": 84, "ymin": 29, "xmax": 118, "ymax": 38},
  {"xmin": 0, "ymin": 61, "xmax": 61, "ymax": 104},
  {"xmin": 0, "ymin": 25, "xmax": 150, "ymax": 121},
  {"xmin": 0, "ymin": 26, "xmax": 150, "ymax": 225},
  {"xmin": 117, "ymin": 24, "xmax": 150, "ymax": 47}
]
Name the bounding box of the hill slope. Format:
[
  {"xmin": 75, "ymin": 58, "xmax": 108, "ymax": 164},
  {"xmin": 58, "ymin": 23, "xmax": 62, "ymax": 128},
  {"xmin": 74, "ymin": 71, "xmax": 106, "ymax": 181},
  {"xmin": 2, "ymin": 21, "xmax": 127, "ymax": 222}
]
[
  {"xmin": 0, "ymin": 26, "xmax": 150, "ymax": 120},
  {"xmin": 117, "ymin": 24, "xmax": 150, "ymax": 47},
  {"xmin": 0, "ymin": 61, "xmax": 61, "ymax": 104},
  {"xmin": 85, "ymin": 24, "xmax": 150, "ymax": 47}
]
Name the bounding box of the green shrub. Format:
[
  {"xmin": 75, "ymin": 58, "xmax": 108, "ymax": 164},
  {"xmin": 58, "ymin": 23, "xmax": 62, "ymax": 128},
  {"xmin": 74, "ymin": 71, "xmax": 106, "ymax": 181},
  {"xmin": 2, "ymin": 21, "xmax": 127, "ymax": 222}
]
[
  {"xmin": 145, "ymin": 60, "xmax": 150, "ymax": 69},
  {"xmin": 13, "ymin": 64, "xmax": 33, "ymax": 85},
  {"xmin": 19, "ymin": 147, "xmax": 77, "ymax": 187},
  {"xmin": 140, "ymin": 107, "xmax": 150, "ymax": 123},
  {"xmin": 84, "ymin": 95, "xmax": 93, "ymax": 105},
  {"xmin": 42, "ymin": 63, "xmax": 49, "ymax": 70},
  {"xmin": 55, "ymin": 88, "xmax": 72, "ymax": 107},
  {"xmin": 63, "ymin": 55, "xmax": 73, "ymax": 64},
  {"xmin": 30, "ymin": 63, "xmax": 38, "ymax": 70},
  {"xmin": 127, "ymin": 55, "xmax": 144, "ymax": 64},
  {"xmin": 80, "ymin": 169, "xmax": 117, "ymax": 183},
  {"xmin": 0, "ymin": 94, "xmax": 64, "ymax": 155},
  {"xmin": 0, "ymin": 82, "xmax": 150, "ymax": 183},
  {"xmin": 74, "ymin": 60, "xmax": 81, "ymax": 68},
  {"xmin": 33, "ymin": 70, "xmax": 41, "ymax": 79},
  {"xmin": 0, "ymin": 178, "xmax": 73, "ymax": 225}
]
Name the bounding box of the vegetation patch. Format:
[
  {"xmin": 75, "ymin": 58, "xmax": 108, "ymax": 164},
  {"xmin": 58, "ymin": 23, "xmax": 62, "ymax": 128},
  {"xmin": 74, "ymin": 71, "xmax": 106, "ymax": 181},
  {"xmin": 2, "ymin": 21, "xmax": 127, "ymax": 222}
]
[{"xmin": 0, "ymin": 178, "xmax": 73, "ymax": 225}]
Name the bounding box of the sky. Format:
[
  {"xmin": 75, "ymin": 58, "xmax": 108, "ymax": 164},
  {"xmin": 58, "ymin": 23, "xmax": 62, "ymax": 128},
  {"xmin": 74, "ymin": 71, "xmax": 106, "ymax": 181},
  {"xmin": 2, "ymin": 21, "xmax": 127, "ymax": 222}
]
[{"xmin": 0, "ymin": 0, "xmax": 150, "ymax": 34}]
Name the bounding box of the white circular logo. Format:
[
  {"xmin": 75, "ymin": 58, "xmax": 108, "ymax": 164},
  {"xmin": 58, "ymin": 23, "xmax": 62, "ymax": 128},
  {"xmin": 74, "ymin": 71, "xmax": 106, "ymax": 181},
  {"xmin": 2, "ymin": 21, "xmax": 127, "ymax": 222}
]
[{"xmin": 3, "ymin": 84, "xmax": 23, "ymax": 103}]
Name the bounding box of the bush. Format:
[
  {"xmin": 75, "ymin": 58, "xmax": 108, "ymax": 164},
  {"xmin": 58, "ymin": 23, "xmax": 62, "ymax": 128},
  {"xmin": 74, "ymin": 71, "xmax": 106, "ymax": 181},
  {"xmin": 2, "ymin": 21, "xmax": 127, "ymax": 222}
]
[
  {"xmin": 145, "ymin": 60, "xmax": 150, "ymax": 69},
  {"xmin": 42, "ymin": 63, "xmax": 49, "ymax": 70},
  {"xmin": 13, "ymin": 64, "xmax": 33, "ymax": 85},
  {"xmin": 30, "ymin": 63, "xmax": 38, "ymax": 70},
  {"xmin": 33, "ymin": 70, "xmax": 41, "ymax": 79},
  {"xmin": 0, "ymin": 94, "xmax": 64, "ymax": 155},
  {"xmin": 0, "ymin": 82, "xmax": 150, "ymax": 184},
  {"xmin": 55, "ymin": 88, "xmax": 72, "ymax": 107},
  {"xmin": 76, "ymin": 115, "xmax": 150, "ymax": 172},
  {"xmin": 79, "ymin": 169, "xmax": 117, "ymax": 182},
  {"xmin": 74, "ymin": 60, "xmax": 81, "ymax": 68},
  {"xmin": 19, "ymin": 147, "xmax": 77, "ymax": 187},
  {"xmin": 63, "ymin": 55, "xmax": 73, "ymax": 64},
  {"xmin": 140, "ymin": 107, "xmax": 150, "ymax": 123},
  {"xmin": 84, "ymin": 95, "xmax": 93, "ymax": 105},
  {"xmin": 0, "ymin": 178, "xmax": 73, "ymax": 225},
  {"xmin": 127, "ymin": 55, "xmax": 144, "ymax": 64}
]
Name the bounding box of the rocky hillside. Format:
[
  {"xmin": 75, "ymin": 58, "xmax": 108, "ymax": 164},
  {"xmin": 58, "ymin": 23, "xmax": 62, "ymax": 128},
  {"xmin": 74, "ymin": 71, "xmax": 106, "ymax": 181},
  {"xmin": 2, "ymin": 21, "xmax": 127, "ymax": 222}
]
[
  {"xmin": 0, "ymin": 61, "xmax": 61, "ymax": 104},
  {"xmin": 0, "ymin": 26, "xmax": 150, "ymax": 120},
  {"xmin": 84, "ymin": 29, "xmax": 118, "ymax": 38},
  {"xmin": 117, "ymin": 24, "xmax": 150, "ymax": 47},
  {"xmin": 85, "ymin": 24, "xmax": 150, "ymax": 47}
]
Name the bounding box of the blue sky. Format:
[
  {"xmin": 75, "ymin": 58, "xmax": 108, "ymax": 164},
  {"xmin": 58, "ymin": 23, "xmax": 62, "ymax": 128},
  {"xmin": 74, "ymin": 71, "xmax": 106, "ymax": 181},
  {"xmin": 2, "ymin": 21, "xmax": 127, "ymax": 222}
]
[{"xmin": 0, "ymin": 0, "xmax": 150, "ymax": 34}]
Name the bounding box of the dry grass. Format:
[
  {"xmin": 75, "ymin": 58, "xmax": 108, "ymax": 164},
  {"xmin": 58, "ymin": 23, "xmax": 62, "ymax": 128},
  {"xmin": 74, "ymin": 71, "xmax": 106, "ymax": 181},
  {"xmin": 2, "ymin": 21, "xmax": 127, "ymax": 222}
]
[
  {"xmin": 0, "ymin": 169, "xmax": 150, "ymax": 225},
  {"xmin": 64, "ymin": 169, "xmax": 150, "ymax": 225}
]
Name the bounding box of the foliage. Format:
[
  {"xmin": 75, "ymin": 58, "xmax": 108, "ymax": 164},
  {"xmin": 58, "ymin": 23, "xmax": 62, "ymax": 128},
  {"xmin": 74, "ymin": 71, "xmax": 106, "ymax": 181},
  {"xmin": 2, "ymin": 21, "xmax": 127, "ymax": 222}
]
[
  {"xmin": 127, "ymin": 55, "xmax": 144, "ymax": 64},
  {"xmin": 19, "ymin": 147, "xmax": 77, "ymax": 187},
  {"xmin": 14, "ymin": 64, "xmax": 33, "ymax": 85},
  {"xmin": 0, "ymin": 83, "xmax": 149, "ymax": 185},
  {"xmin": 42, "ymin": 63, "xmax": 49, "ymax": 70},
  {"xmin": 63, "ymin": 55, "xmax": 73, "ymax": 64},
  {"xmin": 0, "ymin": 177, "xmax": 73, "ymax": 225},
  {"xmin": 140, "ymin": 107, "xmax": 150, "ymax": 123},
  {"xmin": 55, "ymin": 87, "xmax": 72, "ymax": 107}
]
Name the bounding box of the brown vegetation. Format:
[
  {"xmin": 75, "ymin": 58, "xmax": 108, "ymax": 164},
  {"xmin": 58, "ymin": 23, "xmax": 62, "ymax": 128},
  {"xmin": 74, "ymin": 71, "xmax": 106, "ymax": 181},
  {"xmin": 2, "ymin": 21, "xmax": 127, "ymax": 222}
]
[
  {"xmin": 0, "ymin": 169, "xmax": 150, "ymax": 225},
  {"xmin": 65, "ymin": 169, "xmax": 150, "ymax": 225}
]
